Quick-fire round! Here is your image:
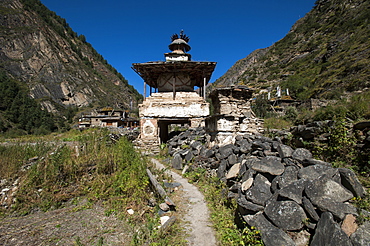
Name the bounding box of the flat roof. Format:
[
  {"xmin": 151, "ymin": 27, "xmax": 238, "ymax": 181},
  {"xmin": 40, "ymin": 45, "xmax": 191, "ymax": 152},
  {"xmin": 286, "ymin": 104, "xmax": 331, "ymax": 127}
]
[{"xmin": 132, "ymin": 61, "xmax": 216, "ymax": 88}]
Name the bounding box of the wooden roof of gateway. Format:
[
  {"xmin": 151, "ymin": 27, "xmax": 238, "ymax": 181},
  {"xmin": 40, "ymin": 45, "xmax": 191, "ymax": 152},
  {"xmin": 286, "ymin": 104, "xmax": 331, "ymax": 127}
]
[
  {"xmin": 209, "ymin": 85, "xmax": 255, "ymax": 100},
  {"xmin": 132, "ymin": 61, "xmax": 217, "ymax": 88}
]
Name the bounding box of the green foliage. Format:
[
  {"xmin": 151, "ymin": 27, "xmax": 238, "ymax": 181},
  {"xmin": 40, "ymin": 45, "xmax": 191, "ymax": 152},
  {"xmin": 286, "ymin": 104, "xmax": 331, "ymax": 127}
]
[
  {"xmin": 0, "ymin": 142, "xmax": 54, "ymax": 180},
  {"xmin": 184, "ymin": 167, "xmax": 206, "ymax": 183},
  {"xmin": 283, "ymin": 106, "xmax": 298, "ymax": 122},
  {"xmin": 0, "ymin": 71, "xmax": 58, "ymax": 136},
  {"xmin": 264, "ymin": 117, "xmax": 293, "ymax": 130},
  {"xmin": 252, "ymin": 95, "xmax": 276, "ymax": 119},
  {"xmin": 311, "ymin": 119, "xmax": 357, "ymax": 169},
  {"xmin": 197, "ymin": 176, "xmax": 263, "ymax": 246},
  {"xmin": 6, "ymin": 129, "xmax": 150, "ymax": 215},
  {"xmin": 310, "ymin": 91, "xmax": 370, "ymax": 122},
  {"xmin": 351, "ymin": 194, "xmax": 370, "ymax": 224}
]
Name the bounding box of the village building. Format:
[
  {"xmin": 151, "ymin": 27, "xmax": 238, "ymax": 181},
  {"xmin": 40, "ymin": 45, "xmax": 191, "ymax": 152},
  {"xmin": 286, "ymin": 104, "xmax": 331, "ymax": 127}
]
[
  {"xmin": 78, "ymin": 107, "xmax": 139, "ymax": 129},
  {"xmin": 132, "ymin": 31, "xmax": 216, "ymax": 145}
]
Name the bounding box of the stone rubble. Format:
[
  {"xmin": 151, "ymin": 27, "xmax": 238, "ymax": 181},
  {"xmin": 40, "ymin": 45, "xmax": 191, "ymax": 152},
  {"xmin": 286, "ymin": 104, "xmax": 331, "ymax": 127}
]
[{"xmin": 166, "ymin": 126, "xmax": 369, "ymax": 246}]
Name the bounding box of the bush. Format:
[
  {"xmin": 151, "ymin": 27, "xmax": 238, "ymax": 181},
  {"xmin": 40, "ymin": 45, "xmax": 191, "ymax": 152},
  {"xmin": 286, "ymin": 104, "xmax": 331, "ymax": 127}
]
[
  {"xmin": 284, "ymin": 106, "xmax": 298, "ymax": 122},
  {"xmin": 252, "ymin": 95, "xmax": 276, "ymax": 119},
  {"xmin": 264, "ymin": 117, "xmax": 292, "ymax": 130}
]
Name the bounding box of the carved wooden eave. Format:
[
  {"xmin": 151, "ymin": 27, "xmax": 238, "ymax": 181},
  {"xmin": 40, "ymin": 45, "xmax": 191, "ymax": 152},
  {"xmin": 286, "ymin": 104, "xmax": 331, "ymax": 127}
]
[{"xmin": 132, "ymin": 61, "xmax": 217, "ymax": 88}]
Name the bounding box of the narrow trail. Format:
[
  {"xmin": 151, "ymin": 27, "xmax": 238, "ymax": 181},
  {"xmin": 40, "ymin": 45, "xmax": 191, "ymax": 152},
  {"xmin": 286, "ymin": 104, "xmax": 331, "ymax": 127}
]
[{"xmin": 151, "ymin": 159, "xmax": 217, "ymax": 246}]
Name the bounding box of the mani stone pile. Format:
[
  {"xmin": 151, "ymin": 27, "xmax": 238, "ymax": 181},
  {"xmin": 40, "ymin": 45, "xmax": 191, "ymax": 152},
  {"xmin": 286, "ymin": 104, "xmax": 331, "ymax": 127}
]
[{"xmin": 167, "ymin": 127, "xmax": 369, "ymax": 246}]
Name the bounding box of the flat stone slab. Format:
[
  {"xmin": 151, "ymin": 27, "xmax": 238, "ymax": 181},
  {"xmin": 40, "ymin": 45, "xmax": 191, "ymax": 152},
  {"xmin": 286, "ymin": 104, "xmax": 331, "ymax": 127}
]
[
  {"xmin": 250, "ymin": 156, "xmax": 285, "ymax": 176},
  {"xmin": 305, "ymin": 177, "xmax": 353, "ymax": 203}
]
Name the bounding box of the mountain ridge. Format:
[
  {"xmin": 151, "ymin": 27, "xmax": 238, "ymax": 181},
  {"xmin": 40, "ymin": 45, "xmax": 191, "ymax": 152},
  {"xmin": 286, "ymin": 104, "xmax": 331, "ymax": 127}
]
[
  {"xmin": 0, "ymin": 0, "xmax": 142, "ymax": 115},
  {"xmin": 212, "ymin": 0, "xmax": 369, "ymax": 101}
]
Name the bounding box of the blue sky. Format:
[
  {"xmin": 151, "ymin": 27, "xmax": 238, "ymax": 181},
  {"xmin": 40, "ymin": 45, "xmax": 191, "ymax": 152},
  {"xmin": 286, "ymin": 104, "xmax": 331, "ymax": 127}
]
[{"xmin": 40, "ymin": 0, "xmax": 316, "ymax": 95}]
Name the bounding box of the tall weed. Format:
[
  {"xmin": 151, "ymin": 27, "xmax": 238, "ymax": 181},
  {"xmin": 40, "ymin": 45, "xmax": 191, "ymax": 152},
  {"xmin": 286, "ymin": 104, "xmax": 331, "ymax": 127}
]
[{"xmin": 7, "ymin": 129, "xmax": 150, "ymax": 215}]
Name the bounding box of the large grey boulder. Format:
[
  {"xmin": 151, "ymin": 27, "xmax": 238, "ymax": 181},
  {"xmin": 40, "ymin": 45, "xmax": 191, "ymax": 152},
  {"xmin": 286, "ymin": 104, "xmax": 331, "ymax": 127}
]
[
  {"xmin": 305, "ymin": 176, "xmax": 354, "ymax": 203},
  {"xmin": 250, "ymin": 156, "xmax": 285, "ymax": 176},
  {"xmin": 339, "ymin": 168, "xmax": 367, "ymax": 198},
  {"xmin": 350, "ymin": 221, "xmax": 370, "ymax": 246},
  {"xmin": 216, "ymin": 159, "xmax": 228, "ymax": 179},
  {"xmin": 292, "ymin": 148, "xmax": 312, "ymax": 162},
  {"xmin": 265, "ymin": 198, "xmax": 307, "ymax": 231},
  {"xmin": 302, "ymin": 197, "xmax": 320, "ymax": 222},
  {"xmin": 277, "ymin": 144, "xmax": 294, "ymax": 158},
  {"xmin": 278, "ymin": 179, "xmax": 305, "ymax": 204},
  {"xmin": 237, "ymin": 195, "xmax": 264, "ymax": 213},
  {"xmin": 238, "ymin": 139, "xmax": 252, "ymax": 153},
  {"xmin": 277, "ymin": 166, "xmax": 299, "ymax": 189},
  {"xmin": 310, "ymin": 212, "xmax": 353, "ymax": 246},
  {"xmin": 245, "ymin": 174, "xmax": 272, "ymax": 206},
  {"xmin": 227, "ymin": 153, "xmax": 238, "ymax": 166},
  {"xmin": 184, "ymin": 150, "xmax": 193, "ymax": 162},
  {"xmin": 171, "ymin": 153, "xmax": 183, "ymax": 170},
  {"xmin": 298, "ymin": 164, "xmax": 337, "ymax": 180},
  {"xmin": 243, "ymin": 212, "xmax": 296, "ymax": 246},
  {"xmin": 314, "ymin": 198, "xmax": 358, "ymax": 220},
  {"xmin": 218, "ymin": 144, "xmax": 234, "ymax": 159},
  {"xmin": 190, "ymin": 140, "xmax": 202, "ymax": 150}
]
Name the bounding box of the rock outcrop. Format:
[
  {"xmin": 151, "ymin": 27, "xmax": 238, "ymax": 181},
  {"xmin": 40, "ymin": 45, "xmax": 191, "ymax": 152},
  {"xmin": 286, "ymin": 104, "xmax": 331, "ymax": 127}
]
[
  {"xmin": 0, "ymin": 0, "xmax": 141, "ymax": 114},
  {"xmin": 166, "ymin": 127, "xmax": 369, "ymax": 246}
]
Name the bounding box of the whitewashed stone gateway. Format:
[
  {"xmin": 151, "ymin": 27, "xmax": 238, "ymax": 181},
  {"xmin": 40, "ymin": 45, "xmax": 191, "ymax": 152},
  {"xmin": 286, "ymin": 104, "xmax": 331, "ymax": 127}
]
[{"xmin": 133, "ymin": 31, "xmax": 216, "ymax": 145}]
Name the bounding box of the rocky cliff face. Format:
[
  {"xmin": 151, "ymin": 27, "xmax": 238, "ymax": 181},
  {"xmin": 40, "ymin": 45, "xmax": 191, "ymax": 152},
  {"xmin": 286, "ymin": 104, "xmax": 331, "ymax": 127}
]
[
  {"xmin": 0, "ymin": 0, "xmax": 141, "ymax": 114},
  {"xmin": 212, "ymin": 0, "xmax": 369, "ymax": 100}
]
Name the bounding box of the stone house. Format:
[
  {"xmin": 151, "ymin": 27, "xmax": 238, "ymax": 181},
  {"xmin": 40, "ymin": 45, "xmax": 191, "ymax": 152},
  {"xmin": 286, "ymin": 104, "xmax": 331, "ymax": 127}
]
[{"xmin": 78, "ymin": 107, "xmax": 139, "ymax": 128}]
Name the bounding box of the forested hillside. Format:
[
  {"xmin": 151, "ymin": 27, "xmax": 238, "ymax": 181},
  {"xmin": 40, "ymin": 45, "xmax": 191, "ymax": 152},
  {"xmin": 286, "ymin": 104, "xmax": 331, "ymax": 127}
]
[{"xmin": 212, "ymin": 0, "xmax": 369, "ymax": 101}]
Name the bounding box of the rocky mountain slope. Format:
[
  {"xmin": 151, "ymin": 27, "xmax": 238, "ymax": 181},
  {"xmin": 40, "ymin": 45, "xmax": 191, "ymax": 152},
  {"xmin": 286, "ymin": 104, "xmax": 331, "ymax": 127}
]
[
  {"xmin": 0, "ymin": 0, "xmax": 142, "ymax": 114},
  {"xmin": 212, "ymin": 0, "xmax": 369, "ymax": 101}
]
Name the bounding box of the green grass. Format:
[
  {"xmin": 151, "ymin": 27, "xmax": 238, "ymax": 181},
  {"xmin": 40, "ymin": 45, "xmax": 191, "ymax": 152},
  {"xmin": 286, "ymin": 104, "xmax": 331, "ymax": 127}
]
[{"xmin": 0, "ymin": 128, "xmax": 188, "ymax": 245}]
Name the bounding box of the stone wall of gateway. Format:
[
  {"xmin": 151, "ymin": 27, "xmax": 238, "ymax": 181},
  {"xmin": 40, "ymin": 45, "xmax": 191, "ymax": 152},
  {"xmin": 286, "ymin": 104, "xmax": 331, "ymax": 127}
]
[
  {"xmin": 139, "ymin": 92, "xmax": 209, "ymax": 118},
  {"xmin": 207, "ymin": 86, "xmax": 264, "ymax": 145},
  {"xmin": 139, "ymin": 91, "xmax": 210, "ymax": 145}
]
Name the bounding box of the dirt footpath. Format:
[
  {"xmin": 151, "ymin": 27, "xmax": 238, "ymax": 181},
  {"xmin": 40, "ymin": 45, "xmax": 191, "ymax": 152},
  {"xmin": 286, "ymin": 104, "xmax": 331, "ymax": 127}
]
[{"xmin": 151, "ymin": 159, "xmax": 217, "ymax": 246}]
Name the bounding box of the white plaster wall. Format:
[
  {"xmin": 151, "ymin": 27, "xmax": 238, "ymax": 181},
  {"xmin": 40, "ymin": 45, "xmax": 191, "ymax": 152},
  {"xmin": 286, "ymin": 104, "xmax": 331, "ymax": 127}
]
[
  {"xmin": 216, "ymin": 118, "xmax": 236, "ymax": 131},
  {"xmin": 141, "ymin": 103, "xmax": 209, "ymax": 118},
  {"xmin": 142, "ymin": 119, "xmax": 157, "ymax": 137}
]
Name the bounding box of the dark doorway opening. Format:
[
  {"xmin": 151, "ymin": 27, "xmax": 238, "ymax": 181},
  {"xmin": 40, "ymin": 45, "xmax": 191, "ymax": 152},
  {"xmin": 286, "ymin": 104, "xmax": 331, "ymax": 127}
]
[{"xmin": 158, "ymin": 119, "xmax": 190, "ymax": 144}]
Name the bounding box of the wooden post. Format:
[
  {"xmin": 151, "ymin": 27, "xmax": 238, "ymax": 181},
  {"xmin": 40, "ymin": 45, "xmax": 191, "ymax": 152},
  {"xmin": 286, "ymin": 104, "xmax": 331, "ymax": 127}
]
[
  {"xmin": 146, "ymin": 169, "xmax": 175, "ymax": 206},
  {"xmin": 173, "ymin": 72, "xmax": 176, "ymax": 100},
  {"xmin": 144, "ymin": 81, "xmax": 147, "ymax": 101},
  {"xmin": 203, "ymin": 76, "xmax": 206, "ymax": 100}
]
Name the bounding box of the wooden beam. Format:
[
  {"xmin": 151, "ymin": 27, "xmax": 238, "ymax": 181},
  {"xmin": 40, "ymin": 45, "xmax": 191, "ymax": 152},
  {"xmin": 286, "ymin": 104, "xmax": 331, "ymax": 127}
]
[
  {"xmin": 173, "ymin": 72, "xmax": 176, "ymax": 100},
  {"xmin": 203, "ymin": 76, "xmax": 206, "ymax": 100},
  {"xmin": 146, "ymin": 169, "xmax": 175, "ymax": 206},
  {"xmin": 144, "ymin": 81, "xmax": 146, "ymax": 101}
]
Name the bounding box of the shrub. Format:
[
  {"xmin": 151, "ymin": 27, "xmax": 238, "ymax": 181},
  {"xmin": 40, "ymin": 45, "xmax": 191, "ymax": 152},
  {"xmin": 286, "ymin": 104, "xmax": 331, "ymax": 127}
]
[{"xmin": 264, "ymin": 117, "xmax": 292, "ymax": 130}]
